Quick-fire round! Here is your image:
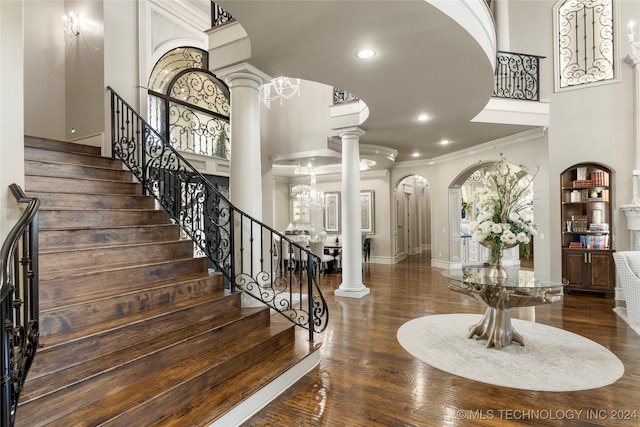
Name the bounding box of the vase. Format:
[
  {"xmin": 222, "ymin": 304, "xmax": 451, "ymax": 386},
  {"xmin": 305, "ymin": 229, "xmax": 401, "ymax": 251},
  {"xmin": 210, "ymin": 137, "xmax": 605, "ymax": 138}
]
[{"xmin": 480, "ymin": 240, "xmax": 518, "ymax": 281}]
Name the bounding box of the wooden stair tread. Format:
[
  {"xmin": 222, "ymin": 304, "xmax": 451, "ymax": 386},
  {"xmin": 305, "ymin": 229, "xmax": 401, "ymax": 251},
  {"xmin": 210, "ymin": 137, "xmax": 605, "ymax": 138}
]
[
  {"xmin": 20, "ymin": 307, "xmax": 269, "ymax": 402},
  {"xmin": 156, "ymin": 325, "xmax": 319, "ymax": 427},
  {"xmin": 37, "ymin": 292, "xmax": 232, "ymax": 350},
  {"xmin": 38, "ymin": 224, "xmax": 179, "ymax": 250},
  {"xmin": 17, "ymin": 317, "xmax": 292, "ymax": 427},
  {"xmin": 25, "ymin": 136, "xmax": 102, "ymax": 155},
  {"xmin": 39, "ymin": 271, "xmax": 217, "ymax": 310}
]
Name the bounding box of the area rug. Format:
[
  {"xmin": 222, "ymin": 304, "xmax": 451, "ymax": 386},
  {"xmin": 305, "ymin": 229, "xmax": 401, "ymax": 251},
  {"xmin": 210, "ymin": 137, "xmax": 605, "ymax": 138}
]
[
  {"xmin": 613, "ymin": 307, "xmax": 640, "ymax": 336},
  {"xmin": 397, "ymin": 314, "xmax": 624, "ymax": 392}
]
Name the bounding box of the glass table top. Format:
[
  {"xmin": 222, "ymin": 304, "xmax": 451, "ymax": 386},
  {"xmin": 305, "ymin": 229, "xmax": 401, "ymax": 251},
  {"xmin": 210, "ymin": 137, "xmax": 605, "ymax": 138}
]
[{"xmin": 442, "ymin": 266, "xmax": 567, "ymax": 289}]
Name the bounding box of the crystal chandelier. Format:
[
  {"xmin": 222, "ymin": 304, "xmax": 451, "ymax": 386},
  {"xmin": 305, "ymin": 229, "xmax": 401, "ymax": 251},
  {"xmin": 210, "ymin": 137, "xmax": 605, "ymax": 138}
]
[
  {"xmin": 259, "ymin": 76, "xmax": 300, "ymax": 108},
  {"xmin": 291, "ymin": 171, "xmax": 325, "ymax": 210}
]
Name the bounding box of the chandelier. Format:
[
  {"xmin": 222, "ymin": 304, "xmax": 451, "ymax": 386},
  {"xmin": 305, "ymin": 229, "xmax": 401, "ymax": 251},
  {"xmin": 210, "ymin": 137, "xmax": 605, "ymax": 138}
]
[
  {"xmin": 291, "ymin": 171, "xmax": 325, "ymax": 210},
  {"xmin": 259, "ymin": 76, "xmax": 300, "ymax": 108}
]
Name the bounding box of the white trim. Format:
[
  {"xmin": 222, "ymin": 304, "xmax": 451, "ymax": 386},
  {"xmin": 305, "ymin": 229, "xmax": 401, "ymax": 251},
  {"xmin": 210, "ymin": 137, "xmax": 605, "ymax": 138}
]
[{"xmin": 209, "ymin": 348, "xmax": 320, "ymax": 427}]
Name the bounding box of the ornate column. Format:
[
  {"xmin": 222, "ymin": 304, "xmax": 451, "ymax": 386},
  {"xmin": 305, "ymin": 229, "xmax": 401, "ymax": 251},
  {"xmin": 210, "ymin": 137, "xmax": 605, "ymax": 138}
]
[
  {"xmin": 335, "ymin": 127, "xmax": 370, "ymax": 299},
  {"xmin": 621, "ymin": 28, "xmax": 640, "ymax": 251}
]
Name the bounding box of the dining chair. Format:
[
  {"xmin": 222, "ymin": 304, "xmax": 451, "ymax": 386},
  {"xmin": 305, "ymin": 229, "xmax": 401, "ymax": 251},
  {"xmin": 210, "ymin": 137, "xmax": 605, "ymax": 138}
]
[{"xmin": 309, "ymin": 239, "xmax": 335, "ymax": 275}]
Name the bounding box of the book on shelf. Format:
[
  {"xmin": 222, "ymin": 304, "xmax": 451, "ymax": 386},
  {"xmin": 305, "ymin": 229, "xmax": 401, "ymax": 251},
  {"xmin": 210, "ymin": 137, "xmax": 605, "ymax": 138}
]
[
  {"xmin": 590, "ymin": 171, "xmax": 609, "ymax": 186},
  {"xmin": 573, "ymin": 179, "xmax": 593, "ymax": 188},
  {"xmin": 579, "ymin": 234, "xmax": 610, "ymax": 249},
  {"xmin": 588, "ymin": 223, "xmax": 609, "ymax": 232}
]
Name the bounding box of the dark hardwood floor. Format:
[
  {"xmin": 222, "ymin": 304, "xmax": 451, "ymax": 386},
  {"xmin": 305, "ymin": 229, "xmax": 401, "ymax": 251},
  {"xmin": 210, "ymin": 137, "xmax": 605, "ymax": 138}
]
[{"xmin": 243, "ymin": 252, "xmax": 640, "ymax": 426}]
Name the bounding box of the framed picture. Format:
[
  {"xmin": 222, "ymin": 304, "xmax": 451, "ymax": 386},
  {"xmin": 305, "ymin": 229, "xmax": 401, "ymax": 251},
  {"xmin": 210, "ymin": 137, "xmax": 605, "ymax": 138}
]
[
  {"xmin": 361, "ymin": 190, "xmax": 375, "ymax": 234},
  {"xmin": 291, "ymin": 199, "xmax": 310, "ymax": 224},
  {"xmin": 324, "ymin": 192, "xmax": 341, "ymax": 233}
]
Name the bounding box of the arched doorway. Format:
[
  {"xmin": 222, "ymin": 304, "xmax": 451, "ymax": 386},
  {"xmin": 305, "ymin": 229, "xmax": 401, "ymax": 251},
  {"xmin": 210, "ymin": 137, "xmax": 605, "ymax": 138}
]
[{"xmin": 395, "ymin": 175, "xmax": 431, "ymax": 262}]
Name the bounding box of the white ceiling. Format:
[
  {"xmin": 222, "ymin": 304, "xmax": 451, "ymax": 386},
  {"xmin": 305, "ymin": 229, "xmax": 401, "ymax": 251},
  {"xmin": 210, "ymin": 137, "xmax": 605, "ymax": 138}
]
[{"xmin": 215, "ymin": 0, "xmax": 537, "ymax": 169}]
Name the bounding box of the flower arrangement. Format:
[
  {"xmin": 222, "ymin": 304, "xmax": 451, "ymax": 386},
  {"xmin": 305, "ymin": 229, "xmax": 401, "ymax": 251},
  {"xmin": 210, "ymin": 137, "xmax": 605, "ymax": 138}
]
[{"xmin": 469, "ymin": 154, "xmax": 538, "ymax": 265}]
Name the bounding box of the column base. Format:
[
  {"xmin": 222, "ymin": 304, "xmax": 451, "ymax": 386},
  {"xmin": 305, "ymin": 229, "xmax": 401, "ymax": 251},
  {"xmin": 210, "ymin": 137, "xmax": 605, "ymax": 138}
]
[{"xmin": 334, "ymin": 286, "xmax": 371, "ymax": 299}]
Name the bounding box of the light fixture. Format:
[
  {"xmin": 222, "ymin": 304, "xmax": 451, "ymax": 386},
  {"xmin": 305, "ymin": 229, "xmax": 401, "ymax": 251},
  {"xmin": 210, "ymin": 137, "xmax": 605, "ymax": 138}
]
[
  {"xmin": 357, "ymin": 49, "xmax": 376, "ymax": 59},
  {"xmin": 62, "ymin": 11, "xmax": 80, "ymax": 37},
  {"xmin": 291, "ymin": 168, "xmax": 325, "ymax": 211},
  {"xmin": 417, "ymin": 114, "xmax": 430, "ymax": 122},
  {"xmin": 259, "ymin": 76, "xmax": 300, "ymax": 108},
  {"xmin": 411, "ymin": 152, "xmax": 420, "ymax": 158},
  {"xmin": 440, "ymin": 139, "xmax": 450, "ymax": 145},
  {"xmin": 630, "ymin": 21, "xmax": 636, "ymax": 43}
]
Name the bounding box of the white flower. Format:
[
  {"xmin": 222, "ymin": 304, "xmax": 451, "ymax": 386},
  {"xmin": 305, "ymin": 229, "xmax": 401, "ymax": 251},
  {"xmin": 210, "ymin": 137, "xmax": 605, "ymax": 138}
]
[{"xmin": 491, "ymin": 223, "xmax": 502, "ymax": 233}]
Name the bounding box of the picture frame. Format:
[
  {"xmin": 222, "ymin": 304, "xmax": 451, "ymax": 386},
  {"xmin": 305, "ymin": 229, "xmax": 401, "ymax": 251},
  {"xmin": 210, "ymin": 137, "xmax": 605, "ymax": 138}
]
[
  {"xmin": 323, "ymin": 192, "xmax": 341, "ymax": 233},
  {"xmin": 361, "ymin": 190, "xmax": 375, "ymax": 234},
  {"xmin": 290, "ymin": 199, "xmax": 310, "ymax": 224}
]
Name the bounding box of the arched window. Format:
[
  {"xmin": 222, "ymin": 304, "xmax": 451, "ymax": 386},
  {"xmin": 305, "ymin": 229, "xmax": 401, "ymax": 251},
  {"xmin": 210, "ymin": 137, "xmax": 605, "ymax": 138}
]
[
  {"xmin": 554, "ymin": 0, "xmax": 617, "ymax": 90},
  {"xmin": 147, "ymin": 47, "xmax": 230, "ymax": 159}
]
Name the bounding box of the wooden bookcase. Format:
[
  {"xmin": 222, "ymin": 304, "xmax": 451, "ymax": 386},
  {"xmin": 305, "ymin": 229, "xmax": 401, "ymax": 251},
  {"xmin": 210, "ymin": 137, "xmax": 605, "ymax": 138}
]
[{"xmin": 560, "ymin": 163, "xmax": 615, "ymax": 297}]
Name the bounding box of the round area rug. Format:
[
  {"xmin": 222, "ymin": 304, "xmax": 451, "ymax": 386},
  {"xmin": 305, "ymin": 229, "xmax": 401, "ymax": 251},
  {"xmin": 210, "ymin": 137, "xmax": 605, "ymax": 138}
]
[{"xmin": 397, "ymin": 314, "xmax": 624, "ymax": 392}]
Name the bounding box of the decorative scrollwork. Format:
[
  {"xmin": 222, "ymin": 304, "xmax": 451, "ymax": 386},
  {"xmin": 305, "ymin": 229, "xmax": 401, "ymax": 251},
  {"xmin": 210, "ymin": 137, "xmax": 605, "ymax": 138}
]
[
  {"xmin": 333, "ymin": 87, "xmax": 359, "ymax": 105},
  {"xmin": 557, "ymin": 0, "xmax": 614, "ymax": 88},
  {"xmin": 109, "ymin": 88, "xmax": 329, "ymax": 339},
  {"xmin": 493, "ymin": 52, "xmax": 543, "ymax": 101}
]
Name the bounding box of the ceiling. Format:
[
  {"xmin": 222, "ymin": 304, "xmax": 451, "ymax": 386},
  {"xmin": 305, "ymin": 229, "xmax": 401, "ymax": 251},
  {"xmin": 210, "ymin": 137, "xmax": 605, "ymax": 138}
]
[{"xmin": 215, "ymin": 0, "xmax": 537, "ymax": 171}]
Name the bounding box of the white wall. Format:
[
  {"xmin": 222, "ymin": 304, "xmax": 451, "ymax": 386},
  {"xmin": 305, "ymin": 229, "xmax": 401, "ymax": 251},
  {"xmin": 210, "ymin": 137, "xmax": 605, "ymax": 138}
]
[
  {"xmin": 24, "ymin": 0, "xmax": 65, "ymax": 139},
  {"xmin": 1, "ymin": 0, "xmax": 25, "ymax": 241}
]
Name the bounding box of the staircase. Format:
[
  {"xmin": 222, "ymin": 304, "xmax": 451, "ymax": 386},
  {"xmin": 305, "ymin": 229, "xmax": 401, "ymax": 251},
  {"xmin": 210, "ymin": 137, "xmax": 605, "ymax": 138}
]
[{"xmin": 15, "ymin": 136, "xmax": 319, "ymax": 427}]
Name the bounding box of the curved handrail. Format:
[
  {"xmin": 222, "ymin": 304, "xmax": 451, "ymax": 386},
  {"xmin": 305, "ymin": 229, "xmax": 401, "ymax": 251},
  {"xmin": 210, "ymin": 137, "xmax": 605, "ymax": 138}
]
[
  {"xmin": 1, "ymin": 184, "xmax": 40, "ymax": 426},
  {"xmin": 108, "ymin": 87, "xmax": 328, "ymax": 340}
]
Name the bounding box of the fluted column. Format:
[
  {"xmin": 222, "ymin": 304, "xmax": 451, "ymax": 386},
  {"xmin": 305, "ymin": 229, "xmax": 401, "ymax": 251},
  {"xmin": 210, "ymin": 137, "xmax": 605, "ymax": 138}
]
[{"xmin": 335, "ymin": 127, "xmax": 370, "ymax": 299}]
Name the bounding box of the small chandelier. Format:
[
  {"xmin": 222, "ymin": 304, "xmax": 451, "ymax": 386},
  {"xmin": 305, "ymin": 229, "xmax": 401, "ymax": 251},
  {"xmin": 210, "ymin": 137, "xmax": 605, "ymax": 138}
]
[
  {"xmin": 291, "ymin": 171, "xmax": 325, "ymax": 210},
  {"xmin": 63, "ymin": 11, "xmax": 80, "ymax": 37},
  {"xmin": 259, "ymin": 76, "xmax": 300, "ymax": 108}
]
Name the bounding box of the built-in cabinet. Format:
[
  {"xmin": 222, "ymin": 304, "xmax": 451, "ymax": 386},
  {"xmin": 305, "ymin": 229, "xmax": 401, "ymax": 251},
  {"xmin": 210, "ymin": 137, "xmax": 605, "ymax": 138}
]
[{"xmin": 561, "ymin": 163, "xmax": 615, "ymax": 297}]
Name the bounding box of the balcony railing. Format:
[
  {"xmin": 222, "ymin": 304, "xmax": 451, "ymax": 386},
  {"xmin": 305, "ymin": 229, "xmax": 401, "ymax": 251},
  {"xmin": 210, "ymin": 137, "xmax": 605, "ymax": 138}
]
[{"xmin": 493, "ymin": 51, "xmax": 545, "ymax": 101}]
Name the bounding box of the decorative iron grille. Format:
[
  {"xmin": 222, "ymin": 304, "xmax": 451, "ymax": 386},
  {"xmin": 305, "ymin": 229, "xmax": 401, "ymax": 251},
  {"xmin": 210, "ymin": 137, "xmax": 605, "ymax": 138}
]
[
  {"xmin": 211, "ymin": 2, "xmax": 234, "ymax": 27},
  {"xmin": 110, "ymin": 87, "xmax": 329, "ymax": 341},
  {"xmin": 493, "ymin": 51, "xmax": 545, "ymax": 101},
  {"xmin": 556, "ymin": 0, "xmax": 614, "ymax": 88},
  {"xmin": 333, "ymin": 87, "xmax": 359, "ymax": 105}
]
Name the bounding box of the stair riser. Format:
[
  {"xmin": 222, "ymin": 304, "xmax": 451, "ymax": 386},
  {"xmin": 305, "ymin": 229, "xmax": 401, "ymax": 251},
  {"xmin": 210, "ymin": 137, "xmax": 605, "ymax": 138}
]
[
  {"xmin": 106, "ymin": 328, "xmax": 295, "ymax": 427},
  {"xmin": 40, "ymin": 276, "xmax": 224, "ymax": 336},
  {"xmin": 38, "ymin": 210, "xmax": 168, "ymax": 229},
  {"xmin": 39, "ymin": 258, "xmax": 210, "ymax": 302},
  {"xmin": 40, "ymin": 241, "xmax": 194, "ymax": 276},
  {"xmin": 39, "ymin": 225, "xmax": 179, "ymax": 251},
  {"xmin": 25, "ymin": 160, "xmax": 133, "ymax": 182},
  {"xmin": 25, "ymin": 146, "xmax": 121, "ymax": 169},
  {"xmin": 26, "ymin": 175, "xmax": 141, "ymax": 195},
  {"xmin": 28, "ymin": 192, "xmax": 155, "ymax": 210},
  {"xmin": 19, "ymin": 308, "xmax": 272, "ymax": 426},
  {"xmin": 32, "ymin": 294, "xmax": 242, "ymax": 379},
  {"xmin": 25, "ymin": 136, "xmax": 102, "ymax": 156}
]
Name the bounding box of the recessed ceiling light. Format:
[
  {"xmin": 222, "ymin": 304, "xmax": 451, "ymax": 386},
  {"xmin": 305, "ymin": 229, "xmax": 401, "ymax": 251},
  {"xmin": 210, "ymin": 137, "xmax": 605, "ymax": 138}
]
[
  {"xmin": 411, "ymin": 152, "xmax": 420, "ymax": 158},
  {"xmin": 357, "ymin": 49, "xmax": 376, "ymax": 59},
  {"xmin": 417, "ymin": 114, "xmax": 430, "ymax": 122},
  {"xmin": 440, "ymin": 139, "xmax": 450, "ymax": 145}
]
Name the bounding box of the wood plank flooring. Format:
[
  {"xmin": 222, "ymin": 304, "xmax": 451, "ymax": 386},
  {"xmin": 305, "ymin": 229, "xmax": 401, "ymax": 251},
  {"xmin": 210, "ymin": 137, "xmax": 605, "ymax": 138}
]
[{"xmin": 244, "ymin": 252, "xmax": 640, "ymax": 426}]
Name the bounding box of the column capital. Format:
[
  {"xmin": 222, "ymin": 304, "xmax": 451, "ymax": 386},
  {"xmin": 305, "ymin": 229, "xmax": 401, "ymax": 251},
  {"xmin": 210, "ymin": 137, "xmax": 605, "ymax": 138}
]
[
  {"xmin": 335, "ymin": 127, "xmax": 366, "ymax": 140},
  {"xmin": 215, "ymin": 62, "xmax": 271, "ymax": 88}
]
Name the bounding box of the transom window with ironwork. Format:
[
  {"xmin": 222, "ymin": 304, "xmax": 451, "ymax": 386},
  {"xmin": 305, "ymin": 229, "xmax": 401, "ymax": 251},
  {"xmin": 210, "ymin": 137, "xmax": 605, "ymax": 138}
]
[
  {"xmin": 554, "ymin": 0, "xmax": 617, "ymax": 90},
  {"xmin": 148, "ymin": 47, "xmax": 230, "ymax": 159}
]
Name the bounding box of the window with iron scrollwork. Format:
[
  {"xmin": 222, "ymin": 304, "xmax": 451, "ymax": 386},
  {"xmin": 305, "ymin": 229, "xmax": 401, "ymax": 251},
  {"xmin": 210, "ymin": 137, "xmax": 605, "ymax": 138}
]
[
  {"xmin": 554, "ymin": 0, "xmax": 617, "ymax": 90},
  {"xmin": 147, "ymin": 47, "xmax": 231, "ymax": 159}
]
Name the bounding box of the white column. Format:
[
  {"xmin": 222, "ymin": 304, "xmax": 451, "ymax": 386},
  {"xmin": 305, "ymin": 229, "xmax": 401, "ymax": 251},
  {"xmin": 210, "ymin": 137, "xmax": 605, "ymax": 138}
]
[
  {"xmin": 216, "ymin": 63, "xmax": 270, "ymax": 218},
  {"xmin": 215, "ymin": 63, "xmax": 270, "ymax": 307},
  {"xmin": 335, "ymin": 127, "xmax": 370, "ymax": 299},
  {"xmin": 495, "ymin": 0, "xmax": 510, "ymax": 52}
]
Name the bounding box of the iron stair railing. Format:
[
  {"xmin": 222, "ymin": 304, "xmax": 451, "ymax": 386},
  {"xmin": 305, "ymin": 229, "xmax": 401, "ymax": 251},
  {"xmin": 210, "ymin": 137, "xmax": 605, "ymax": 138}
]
[
  {"xmin": 108, "ymin": 87, "xmax": 328, "ymax": 341},
  {"xmin": 1, "ymin": 184, "xmax": 40, "ymax": 427},
  {"xmin": 493, "ymin": 51, "xmax": 545, "ymax": 101}
]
